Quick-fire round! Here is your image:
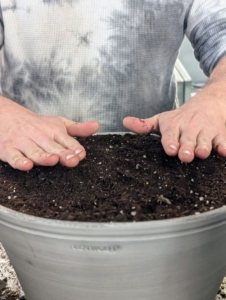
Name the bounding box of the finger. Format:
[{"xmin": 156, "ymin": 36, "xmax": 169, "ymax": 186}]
[
  {"xmin": 53, "ymin": 130, "xmax": 85, "ymax": 152},
  {"xmin": 213, "ymin": 134, "xmax": 226, "ymax": 157},
  {"xmin": 3, "ymin": 148, "xmax": 34, "ymax": 171},
  {"xmin": 195, "ymin": 132, "xmax": 212, "ymax": 159},
  {"xmin": 19, "ymin": 140, "xmax": 60, "ymax": 166},
  {"xmin": 60, "ymin": 118, "xmax": 100, "ymax": 137},
  {"xmin": 178, "ymin": 133, "xmax": 197, "ymax": 163},
  {"xmin": 123, "ymin": 116, "xmax": 160, "ymax": 134},
  {"xmin": 30, "ymin": 135, "xmax": 86, "ymax": 167},
  {"xmin": 160, "ymin": 126, "xmax": 180, "ymax": 157}
]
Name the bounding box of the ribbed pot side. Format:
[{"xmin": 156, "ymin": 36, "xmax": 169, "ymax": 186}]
[{"xmin": 1, "ymin": 205, "xmax": 226, "ymax": 300}]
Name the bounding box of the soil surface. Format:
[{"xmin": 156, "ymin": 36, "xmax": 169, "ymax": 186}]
[{"xmin": 0, "ymin": 133, "xmax": 226, "ymax": 222}]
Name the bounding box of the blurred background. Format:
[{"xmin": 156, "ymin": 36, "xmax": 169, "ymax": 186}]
[{"xmin": 176, "ymin": 37, "xmax": 207, "ymax": 106}]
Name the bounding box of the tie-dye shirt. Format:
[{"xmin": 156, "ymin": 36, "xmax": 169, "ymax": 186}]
[{"xmin": 0, "ymin": 0, "xmax": 226, "ymax": 131}]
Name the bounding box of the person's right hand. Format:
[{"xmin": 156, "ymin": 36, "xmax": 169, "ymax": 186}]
[{"xmin": 0, "ymin": 96, "xmax": 99, "ymax": 171}]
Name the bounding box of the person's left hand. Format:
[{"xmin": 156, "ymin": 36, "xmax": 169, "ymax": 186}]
[{"xmin": 123, "ymin": 87, "xmax": 226, "ymax": 163}]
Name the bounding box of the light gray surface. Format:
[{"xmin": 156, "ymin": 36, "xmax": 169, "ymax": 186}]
[
  {"xmin": 1, "ymin": 204, "xmax": 226, "ymax": 300},
  {"xmin": 179, "ymin": 37, "xmax": 208, "ymax": 84},
  {"xmin": 174, "ymin": 59, "xmax": 192, "ymax": 106}
]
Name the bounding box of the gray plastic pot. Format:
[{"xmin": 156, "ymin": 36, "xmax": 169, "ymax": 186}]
[{"xmin": 1, "ymin": 205, "xmax": 226, "ymax": 300}]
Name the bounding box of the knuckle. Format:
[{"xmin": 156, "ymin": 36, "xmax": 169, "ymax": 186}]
[
  {"xmin": 55, "ymin": 132, "xmax": 78, "ymax": 149},
  {"xmin": 29, "ymin": 148, "xmax": 43, "ymax": 157},
  {"xmin": 6, "ymin": 152, "xmax": 25, "ymax": 169},
  {"xmin": 11, "ymin": 153, "xmax": 22, "ymax": 162},
  {"xmin": 179, "ymin": 135, "xmax": 196, "ymax": 145},
  {"xmin": 57, "ymin": 134, "xmax": 68, "ymax": 145},
  {"xmin": 0, "ymin": 144, "xmax": 18, "ymax": 162},
  {"xmin": 8, "ymin": 154, "xmax": 21, "ymax": 167}
]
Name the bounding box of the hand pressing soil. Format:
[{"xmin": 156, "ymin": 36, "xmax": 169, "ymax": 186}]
[{"xmin": 0, "ymin": 133, "xmax": 225, "ymax": 222}]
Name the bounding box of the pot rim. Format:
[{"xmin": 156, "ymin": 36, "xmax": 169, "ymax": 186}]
[{"xmin": 1, "ymin": 204, "xmax": 226, "ymax": 240}]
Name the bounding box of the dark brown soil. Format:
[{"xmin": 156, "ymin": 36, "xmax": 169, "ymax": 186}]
[{"xmin": 0, "ymin": 133, "xmax": 226, "ymax": 222}]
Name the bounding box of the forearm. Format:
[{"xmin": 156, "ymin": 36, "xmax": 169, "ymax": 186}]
[
  {"xmin": 0, "ymin": 94, "xmax": 18, "ymax": 106},
  {"xmin": 207, "ymin": 55, "xmax": 226, "ymax": 87},
  {"xmin": 189, "ymin": 56, "xmax": 226, "ymax": 114},
  {"xmin": 0, "ymin": 94, "xmax": 35, "ymax": 115},
  {"xmin": 0, "ymin": 95, "xmax": 19, "ymax": 112}
]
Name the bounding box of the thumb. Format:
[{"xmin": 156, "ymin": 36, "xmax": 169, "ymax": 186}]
[
  {"xmin": 61, "ymin": 118, "xmax": 100, "ymax": 137},
  {"xmin": 123, "ymin": 115, "xmax": 160, "ymax": 134}
]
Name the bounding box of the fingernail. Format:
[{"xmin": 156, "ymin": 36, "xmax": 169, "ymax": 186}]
[
  {"xmin": 75, "ymin": 149, "xmax": 82, "ymax": 155},
  {"xmin": 169, "ymin": 144, "xmax": 177, "ymax": 151},
  {"xmin": 66, "ymin": 154, "xmax": 76, "ymax": 160},
  {"xmin": 46, "ymin": 153, "xmax": 52, "ymax": 157},
  {"xmin": 22, "ymin": 160, "xmax": 29, "ymax": 165},
  {"xmin": 183, "ymin": 150, "xmax": 191, "ymax": 155}
]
